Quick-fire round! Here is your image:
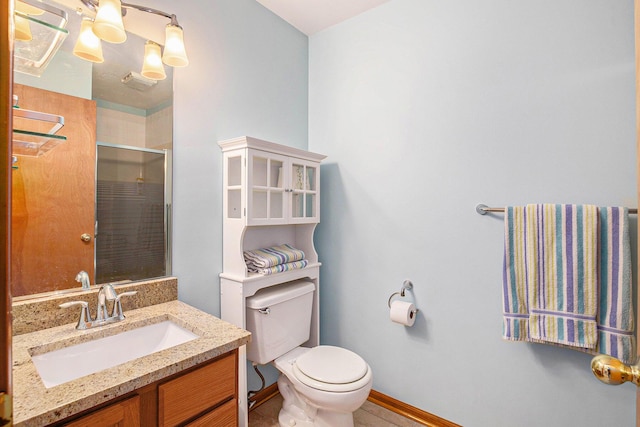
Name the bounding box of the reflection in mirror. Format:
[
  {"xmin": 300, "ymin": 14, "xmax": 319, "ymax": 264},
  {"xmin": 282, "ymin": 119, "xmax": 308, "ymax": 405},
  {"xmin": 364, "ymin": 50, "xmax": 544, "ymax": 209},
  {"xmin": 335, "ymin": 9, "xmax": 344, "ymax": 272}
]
[
  {"xmin": 12, "ymin": 0, "xmax": 173, "ymax": 298},
  {"xmin": 96, "ymin": 144, "xmax": 170, "ymax": 284}
]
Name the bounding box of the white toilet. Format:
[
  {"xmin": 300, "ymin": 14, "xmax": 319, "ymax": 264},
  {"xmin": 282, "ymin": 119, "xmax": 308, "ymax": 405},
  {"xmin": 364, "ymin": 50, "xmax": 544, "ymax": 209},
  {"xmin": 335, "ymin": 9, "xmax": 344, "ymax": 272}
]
[{"xmin": 246, "ymin": 280, "xmax": 373, "ymax": 427}]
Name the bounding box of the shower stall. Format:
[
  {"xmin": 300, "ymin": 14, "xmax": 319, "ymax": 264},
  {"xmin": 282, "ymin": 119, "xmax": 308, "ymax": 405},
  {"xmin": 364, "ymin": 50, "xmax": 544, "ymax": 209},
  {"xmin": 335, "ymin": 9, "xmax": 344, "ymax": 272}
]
[{"xmin": 95, "ymin": 143, "xmax": 172, "ymax": 284}]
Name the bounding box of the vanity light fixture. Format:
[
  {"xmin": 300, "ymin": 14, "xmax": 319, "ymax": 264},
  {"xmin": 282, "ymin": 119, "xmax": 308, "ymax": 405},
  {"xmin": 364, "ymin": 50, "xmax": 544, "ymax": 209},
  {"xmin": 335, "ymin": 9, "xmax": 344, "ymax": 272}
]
[
  {"xmin": 14, "ymin": 14, "xmax": 33, "ymax": 41},
  {"xmin": 92, "ymin": 0, "xmax": 127, "ymax": 43},
  {"xmin": 141, "ymin": 41, "xmax": 166, "ymax": 80},
  {"xmin": 76, "ymin": 0, "xmax": 189, "ymax": 79},
  {"xmin": 72, "ymin": 17, "xmax": 104, "ymax": 63},
  {"xmin": 14, "ymin": 0, "xmax": 45, "ymax": 42}
]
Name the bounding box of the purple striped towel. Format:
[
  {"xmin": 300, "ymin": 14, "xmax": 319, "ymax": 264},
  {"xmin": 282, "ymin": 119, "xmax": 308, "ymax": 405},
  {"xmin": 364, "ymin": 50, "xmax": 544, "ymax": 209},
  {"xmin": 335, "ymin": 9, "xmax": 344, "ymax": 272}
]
[
  {"xmin": 596, "ymin": 207, "xmax": 635, "ymax": 364},
  {"xmin": 502, "ymin": 206, "xmax": 530, "ymax": 341},
  {"xmin": 502, "ymin": 204, "xmax": 600, "ymax": 349},
  {"xmin": 525, "ymin": 204, "xmax": 599, "ymax": 349}
]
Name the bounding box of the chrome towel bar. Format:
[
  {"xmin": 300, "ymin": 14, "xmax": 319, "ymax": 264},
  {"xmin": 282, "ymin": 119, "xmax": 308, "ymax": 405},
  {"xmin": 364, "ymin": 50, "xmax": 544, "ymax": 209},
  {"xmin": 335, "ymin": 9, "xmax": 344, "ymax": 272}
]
[{"xmin": 476, "ymin": 203, "xmax": 637, "ymax": 215}]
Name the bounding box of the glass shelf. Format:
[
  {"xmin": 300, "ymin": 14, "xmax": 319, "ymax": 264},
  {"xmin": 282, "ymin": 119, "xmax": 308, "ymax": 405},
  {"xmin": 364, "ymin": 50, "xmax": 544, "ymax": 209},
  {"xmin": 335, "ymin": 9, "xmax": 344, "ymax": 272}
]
[
  {"xmin": 12, "ymin": 129, "xmax": 67, "ymax": 157},
  {"xmin": 14, "ymin": 1, "xmax": 68, "ymax": 77},
  {"xmin": 12, "ymin": 105, "xmax": 66, "ymax": 157}
]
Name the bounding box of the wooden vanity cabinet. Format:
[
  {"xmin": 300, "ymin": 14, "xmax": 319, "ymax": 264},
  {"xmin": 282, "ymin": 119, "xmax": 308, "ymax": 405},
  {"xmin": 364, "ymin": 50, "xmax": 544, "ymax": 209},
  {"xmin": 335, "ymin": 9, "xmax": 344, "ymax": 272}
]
[
  {"xmin": 58, "ymin": 350, "xmax": 238, "ymax": 427},
  {"xmin": 63, "ymin": 395, "xmax": 140, "ymax": 427}
]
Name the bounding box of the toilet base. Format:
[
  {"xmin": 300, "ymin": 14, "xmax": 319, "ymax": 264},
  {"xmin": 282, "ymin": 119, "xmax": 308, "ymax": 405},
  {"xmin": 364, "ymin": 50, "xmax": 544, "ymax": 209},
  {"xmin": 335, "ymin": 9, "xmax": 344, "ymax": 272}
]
[{"xmin": 277, "ymin": 374, "xmax": 355, "ymax": 427}]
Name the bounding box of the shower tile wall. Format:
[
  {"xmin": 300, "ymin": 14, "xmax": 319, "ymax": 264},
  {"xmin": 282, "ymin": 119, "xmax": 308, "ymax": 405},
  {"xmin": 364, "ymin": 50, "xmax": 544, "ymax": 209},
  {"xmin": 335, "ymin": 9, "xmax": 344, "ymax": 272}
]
[{"xmin": 97, "ymin": 107, "xmax": 146, "ymax": 147}]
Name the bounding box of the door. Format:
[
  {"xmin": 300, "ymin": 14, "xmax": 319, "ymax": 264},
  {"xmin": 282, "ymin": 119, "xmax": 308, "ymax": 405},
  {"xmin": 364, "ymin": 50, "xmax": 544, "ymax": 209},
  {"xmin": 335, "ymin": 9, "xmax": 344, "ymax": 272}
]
[
  {"xmin": 288, "ymin": 159, "xmax": 319, "ymax": 224},
  {"xmin": 11, "ymin": 84, "xmax": 96, "ymax": 297},
  {"xmin": 247, "ymin": 150, "xmax": 288, "ymax": 225}
]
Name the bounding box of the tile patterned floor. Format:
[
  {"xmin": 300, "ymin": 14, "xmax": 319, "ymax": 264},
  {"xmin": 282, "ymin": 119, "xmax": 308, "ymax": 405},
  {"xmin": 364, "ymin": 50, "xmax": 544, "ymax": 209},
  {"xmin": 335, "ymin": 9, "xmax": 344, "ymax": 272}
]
[{"xmin": 249, "ymin": 394, "xmax": 425, "ymax": 427}]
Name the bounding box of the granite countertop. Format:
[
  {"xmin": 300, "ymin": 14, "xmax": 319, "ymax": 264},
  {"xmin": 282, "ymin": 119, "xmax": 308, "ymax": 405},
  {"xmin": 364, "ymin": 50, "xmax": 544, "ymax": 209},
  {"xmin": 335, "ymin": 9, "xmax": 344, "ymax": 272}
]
[{"xmin": 13, "ymin": 300, "xmax": 251, "ymax": 426}]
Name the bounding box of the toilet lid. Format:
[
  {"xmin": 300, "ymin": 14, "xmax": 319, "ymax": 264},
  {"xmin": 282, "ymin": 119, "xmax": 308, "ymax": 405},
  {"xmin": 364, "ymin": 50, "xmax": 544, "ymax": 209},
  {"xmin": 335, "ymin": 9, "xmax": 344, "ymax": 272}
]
[{"xmin": 294, "ymin": 346, "xmax": 369, "ymax": 390}]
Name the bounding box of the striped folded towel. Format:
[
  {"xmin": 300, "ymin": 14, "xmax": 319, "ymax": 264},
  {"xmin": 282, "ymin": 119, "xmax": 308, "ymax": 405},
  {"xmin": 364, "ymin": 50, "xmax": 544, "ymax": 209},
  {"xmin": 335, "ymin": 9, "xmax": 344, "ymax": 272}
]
[
  {"xmin": 596, "ymin": 207, "xmax": 636, "ymax": 364},
  {"xmin": 525, "ymin": 204, "xmax": 599, "ymax": 349},
  {"xmin": 247, "ymin": 259, "xmax": 309, "ymax": 275},
  {"xmin": 244, "ymin": 244, "xmax": 306, "ymax": 269}
]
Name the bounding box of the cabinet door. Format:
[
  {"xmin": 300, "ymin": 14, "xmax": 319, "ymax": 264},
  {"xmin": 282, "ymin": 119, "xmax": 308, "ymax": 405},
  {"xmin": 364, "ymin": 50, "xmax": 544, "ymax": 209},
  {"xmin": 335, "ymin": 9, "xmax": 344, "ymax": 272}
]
[
  {"xmin": 247, "ymin": 150, "xmax": 288, "ymax": 225},
  {"xmin": 289, "ymin": 159, "xmax": 320, "ymax": 223},
  {"xmin": 63, "ymin": 395, "xmax": 140, "ymax": 427},
  {"xmin": 158, "ymin": 352, "xmax": 237, "ymax": 427},
  {"xmin": 224, "ymin": 151, "xmax": 244, "ymax": 220},
  {"xmin": 184, "ymin": 399, "xmax": 237, "ymax": 427}
]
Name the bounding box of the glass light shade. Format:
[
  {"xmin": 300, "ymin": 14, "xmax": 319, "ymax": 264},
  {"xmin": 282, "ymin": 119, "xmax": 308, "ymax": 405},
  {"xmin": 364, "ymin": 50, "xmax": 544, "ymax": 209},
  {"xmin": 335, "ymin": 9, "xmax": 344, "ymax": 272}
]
[
  {"xmin": 92, "ymin": 0, "xmax": 126, "ymax": 44},
  {"xmin": 141, "ymin": 41, "xmax": 166, "ymax": 80},
  {"xmin": 73, "ymin": 18, "xmax": 104, "ymax": 63},
  {"xmin": 162, "ymin": 24, "xmax": 189, "ymax": 67},
  {"xmin": 15, "ymin": 1, "xmax": 44, "ymax": 16},
  {"xmin": 14, "ymin": 15, "xmax": 32, "ymax": 41}
]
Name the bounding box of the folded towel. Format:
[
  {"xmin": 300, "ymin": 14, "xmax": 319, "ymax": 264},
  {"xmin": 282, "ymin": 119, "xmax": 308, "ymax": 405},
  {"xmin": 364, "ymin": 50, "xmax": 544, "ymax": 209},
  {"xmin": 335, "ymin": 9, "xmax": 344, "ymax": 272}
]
[
  {"xmin": 596, "ymin": 207, "xmax": 636, "ymax": 364},
  {"xmin": 502, "ymin": 206, "xmax": 530, "ymax": 341},
  {"xmin": 247, "ymin": 259, "xmax": 309, "ymax": 275},
  {"xmin": 244, "ymin": 244, "xmax": 306, "ymax": 269},
  {"xmin": 526, "ymin": 204, "xmax": 599, "ymax": 349}
]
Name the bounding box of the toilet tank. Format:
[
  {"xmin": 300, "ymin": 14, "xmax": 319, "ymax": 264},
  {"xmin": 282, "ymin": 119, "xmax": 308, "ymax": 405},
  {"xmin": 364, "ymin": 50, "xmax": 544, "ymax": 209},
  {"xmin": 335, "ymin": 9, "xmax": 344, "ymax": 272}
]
[{"xmin": 245, "ymin": 280, "xmax": 315, "ymax": 364}]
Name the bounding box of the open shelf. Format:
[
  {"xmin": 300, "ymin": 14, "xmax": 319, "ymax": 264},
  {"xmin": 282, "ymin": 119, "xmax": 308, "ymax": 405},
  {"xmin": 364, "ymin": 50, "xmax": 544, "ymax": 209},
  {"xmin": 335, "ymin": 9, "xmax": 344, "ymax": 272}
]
[
  {"xmin": 12, "ymin": 107, "xmax": 66, "ymax": 157},
  {"xmin": 14, "ymin": 1, "xmax": 69, "ymax": 77}
]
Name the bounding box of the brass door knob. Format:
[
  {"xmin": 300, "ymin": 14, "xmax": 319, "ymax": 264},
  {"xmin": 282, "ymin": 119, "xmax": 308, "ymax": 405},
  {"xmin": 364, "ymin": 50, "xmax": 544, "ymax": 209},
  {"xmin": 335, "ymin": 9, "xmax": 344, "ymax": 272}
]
[
  {"xmin": 80, "ymin": 233, "xmax": 92, "ymax": 242},
  {"xmin": 591, "ymin": 355, "xmax": 640, "ymax": 386}
]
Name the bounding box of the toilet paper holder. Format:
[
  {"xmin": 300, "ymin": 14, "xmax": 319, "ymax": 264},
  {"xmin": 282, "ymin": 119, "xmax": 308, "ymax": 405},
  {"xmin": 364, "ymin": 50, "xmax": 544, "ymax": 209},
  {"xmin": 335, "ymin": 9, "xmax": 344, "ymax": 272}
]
[{"xmin": 387, "ymin": 279, "xmax": 419, "ymax": 313}]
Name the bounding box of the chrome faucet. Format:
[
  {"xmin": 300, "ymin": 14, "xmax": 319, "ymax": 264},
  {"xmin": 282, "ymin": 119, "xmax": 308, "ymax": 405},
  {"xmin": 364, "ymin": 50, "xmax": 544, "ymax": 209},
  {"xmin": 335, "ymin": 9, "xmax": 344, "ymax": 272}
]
[
  {"xmin": 60, "ymin": 284, "xmax": 138, "ymax": 330},
  {"xmin": 75, "ymin": 270, "xmax": 91, "ymax": 290},
  {"xmin": 96, "ymin": 283, "xmax": 117, "ymax": 321}
]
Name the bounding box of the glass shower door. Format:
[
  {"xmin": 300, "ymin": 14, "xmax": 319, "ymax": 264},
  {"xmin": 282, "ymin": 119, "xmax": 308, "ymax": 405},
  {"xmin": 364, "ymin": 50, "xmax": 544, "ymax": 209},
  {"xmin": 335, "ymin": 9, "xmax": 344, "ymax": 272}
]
[{"xmin": 96, "ymin": 143, "xmax": 170, "ymax": 284}]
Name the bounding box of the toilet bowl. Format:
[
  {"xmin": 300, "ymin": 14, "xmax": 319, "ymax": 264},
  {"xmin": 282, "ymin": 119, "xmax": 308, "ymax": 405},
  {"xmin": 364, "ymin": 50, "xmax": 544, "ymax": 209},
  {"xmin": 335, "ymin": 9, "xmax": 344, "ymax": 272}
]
[
  {"xmin": 273, "ymin": 346, "xmax": 373, "ymax": 427},
  {"xmin": 245, "ymin": 280, "xmax": 373, "ymax": 427}
]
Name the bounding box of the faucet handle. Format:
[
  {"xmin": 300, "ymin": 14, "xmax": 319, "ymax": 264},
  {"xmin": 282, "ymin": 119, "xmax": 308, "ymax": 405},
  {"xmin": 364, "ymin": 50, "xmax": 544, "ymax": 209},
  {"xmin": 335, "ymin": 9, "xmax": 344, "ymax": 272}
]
[
  {"xmin": 60, "ymin": 301, "xmax": 92, "ymax": 330},
  {"xmin": 111, "ymin": 291, "xmax": 137, "ymax": 320}
]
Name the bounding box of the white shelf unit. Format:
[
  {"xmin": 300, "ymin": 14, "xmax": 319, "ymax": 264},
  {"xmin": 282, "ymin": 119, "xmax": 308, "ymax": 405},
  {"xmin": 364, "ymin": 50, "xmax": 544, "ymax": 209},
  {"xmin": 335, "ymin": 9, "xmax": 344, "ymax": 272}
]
[{"xmin": 218, "ymin": 136, "xmax": 326, "ymax": 427}]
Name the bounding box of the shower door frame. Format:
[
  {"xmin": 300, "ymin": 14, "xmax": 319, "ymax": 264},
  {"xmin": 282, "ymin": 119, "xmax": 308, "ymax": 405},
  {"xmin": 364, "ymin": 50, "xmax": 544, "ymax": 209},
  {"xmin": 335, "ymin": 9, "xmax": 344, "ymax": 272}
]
[{"xmin": 95, "ymin": 142, "xmax": 173, "ymax": 284}]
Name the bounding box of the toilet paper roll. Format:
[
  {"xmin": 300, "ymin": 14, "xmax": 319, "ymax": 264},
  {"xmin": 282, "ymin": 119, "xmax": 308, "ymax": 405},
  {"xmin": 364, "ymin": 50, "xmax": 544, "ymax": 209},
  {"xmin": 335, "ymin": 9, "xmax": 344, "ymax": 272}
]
[{"xmin": 389, "ymin": 300, "xmax": 417, "ymax": 326}]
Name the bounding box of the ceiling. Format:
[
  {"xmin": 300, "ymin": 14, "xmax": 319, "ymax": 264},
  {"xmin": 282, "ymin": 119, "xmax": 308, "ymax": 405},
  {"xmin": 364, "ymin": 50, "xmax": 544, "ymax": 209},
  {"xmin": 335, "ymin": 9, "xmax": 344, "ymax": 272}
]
[{"xmin": 256, "ymin": 0, "xmax": 390, "ymax": 35}]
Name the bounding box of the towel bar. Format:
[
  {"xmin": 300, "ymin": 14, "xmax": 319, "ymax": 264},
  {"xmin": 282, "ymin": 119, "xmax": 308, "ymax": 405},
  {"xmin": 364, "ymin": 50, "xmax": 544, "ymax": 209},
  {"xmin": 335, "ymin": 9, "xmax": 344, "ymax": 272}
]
[{"xmin": 476, "ymin": 203, "xmax": 638, "ymax": 215}]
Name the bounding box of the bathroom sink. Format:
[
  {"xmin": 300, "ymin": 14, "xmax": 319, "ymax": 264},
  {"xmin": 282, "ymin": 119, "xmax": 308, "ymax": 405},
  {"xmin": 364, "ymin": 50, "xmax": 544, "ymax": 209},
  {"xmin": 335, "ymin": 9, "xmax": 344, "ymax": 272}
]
[{"xmin": 31, "ymin": 320, "xmax": 199, "ymax": 388}]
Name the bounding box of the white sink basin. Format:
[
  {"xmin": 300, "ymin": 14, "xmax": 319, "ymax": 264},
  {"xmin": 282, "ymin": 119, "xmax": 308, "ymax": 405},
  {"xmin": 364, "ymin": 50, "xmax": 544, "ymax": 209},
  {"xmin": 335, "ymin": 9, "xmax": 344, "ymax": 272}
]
[{"xmin": 31, "ymin": 320, "xmax": 199, "ymax": 388}]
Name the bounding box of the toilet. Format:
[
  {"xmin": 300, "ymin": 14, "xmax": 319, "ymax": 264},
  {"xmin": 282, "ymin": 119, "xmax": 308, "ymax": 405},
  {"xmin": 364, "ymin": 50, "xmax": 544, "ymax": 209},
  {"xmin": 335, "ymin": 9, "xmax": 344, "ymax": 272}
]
[{"xmin": 245, "ymin": 280, "xmax": 373, "ymax": 427}]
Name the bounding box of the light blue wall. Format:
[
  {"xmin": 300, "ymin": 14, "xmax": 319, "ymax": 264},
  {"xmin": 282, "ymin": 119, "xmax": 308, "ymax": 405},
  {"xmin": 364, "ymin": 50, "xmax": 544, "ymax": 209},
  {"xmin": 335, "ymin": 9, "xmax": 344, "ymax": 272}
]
[
  {"xmin": 309, "ymin": 0, "xmax": 636, "ymax": 426},
  {"xmin": 14, "ymin": 50, "xmax": 92, "ymax": 99},
  {"xmin": 143, "ymin": 0, "xmax": 308, "ymax": 316}
]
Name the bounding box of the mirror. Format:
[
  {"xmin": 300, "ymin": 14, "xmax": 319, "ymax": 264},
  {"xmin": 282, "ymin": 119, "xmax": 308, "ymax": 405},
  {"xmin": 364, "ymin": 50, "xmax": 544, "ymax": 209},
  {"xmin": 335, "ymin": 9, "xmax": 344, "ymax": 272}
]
[{"xmin": 12, "ymin": 0, "xmax": 173, "ymax": 298}]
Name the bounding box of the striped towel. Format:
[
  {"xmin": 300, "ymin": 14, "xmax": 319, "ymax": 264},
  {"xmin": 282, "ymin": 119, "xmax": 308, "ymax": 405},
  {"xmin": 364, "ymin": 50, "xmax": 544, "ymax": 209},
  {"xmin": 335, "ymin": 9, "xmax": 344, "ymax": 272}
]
[
  {"xmin": 247, "ymin": 259, "xmax": 309, "ymax": 275},
  {"xmin": 244, "ymin": 244, "xmax": 306, "ymax": 269},
  {"xmin": 525, "ymin": 204, "xmax": 599, "ymax": 349},
  {"xmin": 502, "ymin": 204, "xmax": 600, "ymax": 349},
  {"xmin": 596, "ymin": 207, "xmax": 636, "ymax": 364},
  {"xmin": 502, "ymin": 206, "xmax": 530, "ymax": 341}
]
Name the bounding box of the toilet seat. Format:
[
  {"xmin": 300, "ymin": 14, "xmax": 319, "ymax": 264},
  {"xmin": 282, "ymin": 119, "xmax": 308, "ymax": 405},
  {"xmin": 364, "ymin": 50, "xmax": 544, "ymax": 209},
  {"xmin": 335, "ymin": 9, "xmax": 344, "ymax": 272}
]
[{"xmin": 292, "ymin": 346, "xmax": 371, "ymax": 392}]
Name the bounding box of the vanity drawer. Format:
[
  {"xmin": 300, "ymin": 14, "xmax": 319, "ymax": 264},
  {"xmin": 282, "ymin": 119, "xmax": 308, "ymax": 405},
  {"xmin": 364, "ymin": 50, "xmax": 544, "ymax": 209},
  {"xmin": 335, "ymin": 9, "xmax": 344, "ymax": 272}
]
[
  {"xmin": 184, "ymin": 398, "xmax": 237, "ymax": 427},
  {"xmin": 158, "ymin": 352, "xmax": 237, "ymax": 427},
  {"xmin": 63, "ymin": 395, "xmax": 140, "ymax": 427}
]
